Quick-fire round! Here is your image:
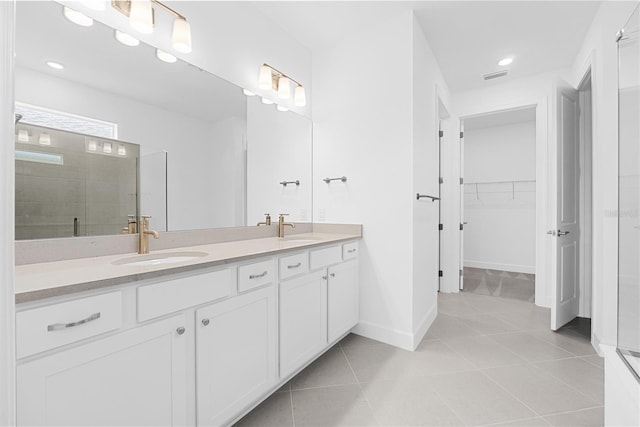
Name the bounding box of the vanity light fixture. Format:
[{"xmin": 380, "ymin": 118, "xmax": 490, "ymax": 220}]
[
  {"xmin": 17, "ymin": 129, "xmax": 30, "ymax": 143},
  {"xmin": 115, "ymin": 30, "xmax": 140, "ymax": 46},
  {"xmin": 46, "ymin": 61, "xmax": 64, "ymax": 70},
  {"xmin": 38, "ymin": 133, "xmax": 51, "ymax": 146},
  {"xmin": 103, "ymin": 142, "xmax": 112, "ymax": 154},
  {"xmin": 243, "ymin": 89, "xmax": 256, "ymax": 97},
  {"xmin": 498, "ymin": 57, "xmax": 513, "ymax": 66},
  {"xmin": 118, "ymin": 144, "xmax": 127, "ymax": 156},
  {"xmin": 261, "ymin": 97, "xmax": 274, "ymax": 105},
  {"xmin": 156, "ymin": 49, "xmax": 177, "ymax": 63},
  {"xmin": 63, "ymin": 6, "xmax": 94, "ymax": 27},
  {"xmin": 258, "ymin": 63, "xmax": 306, "ymax": 107},
  {"xmin": 111, "ymin": 0, "xmax": 192, "ymax": 53},
  {"xmin": 87, "ymin": 139, "xmax": 98, "ymax": 151}
]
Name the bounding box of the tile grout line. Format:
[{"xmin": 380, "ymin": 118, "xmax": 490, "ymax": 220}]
[
  {"xmin": 338, "ymin": 342, "xmax": 380, "ymax": 426},
  {"xmin": 288, "ymin": 389, "xmax": 296, "ymax": 427},
  {"xmin": 478, "ymin": 364, "xmax": 544, "ymax": 420},
  {"xmin": 541, "ymin": 404, "xmax": 604, "ymax": 418},
  {"xmin": 530, "ymin": 360, "xmax": 603, "ymax": 406}
]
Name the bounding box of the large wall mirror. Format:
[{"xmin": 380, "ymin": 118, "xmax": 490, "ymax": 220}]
[{"xmin": 14, "ymin": 1, "xmax": 312, "ymax": 240}]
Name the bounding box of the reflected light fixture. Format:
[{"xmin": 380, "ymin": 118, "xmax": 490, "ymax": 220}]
[
  {"xmin": 17, "ymin": 129, "xmax": 30, "ymax": 142},
  {"xmin": 243, "ymin": 89, "xmax": 256, "ymax": 96},
  {"xmin": 63, "ymin": 6, "xmax": 94, "ymax": 27},
  {"xmin": 88, "ymin": 139, "xmax": 98, "ymax": 151},
  {"xmin": 46, "ymin": 61, "xmax": 64, "ymax": 70},
  {"xmin": 498, "ymin": 57, "xmax": 513, "ymax": 66},
  {"xmin": 118, "ymin": 144, "xmax": 127, "ymax": 156},
  {"xmin": 115, "ymin": 30, "xmax": 140, "ymax": 46},
  {"xmin": 112, "ymin": 0, "xmax": 193, "ymax": 53},
  {"xmin": 258, "ymin": 63, "xmax": 306, "ymax": 107},
  {"xmin": 156, "ymin": 49, "xmax": 177, "ymax": 63},
  {"xmin": 103, "ymin": 142, "xmax": 112, "ymax": 154},
  {"xmin": 276, "ymin": 105, "xmax": 288, "ymax": 112},
  {"xmin": 261, "ymin": 98, "xmax": 274, "ymax": 105},
  {"xmin": 39, "ymin": 133, "xmax": 51, "ymax": 146}
]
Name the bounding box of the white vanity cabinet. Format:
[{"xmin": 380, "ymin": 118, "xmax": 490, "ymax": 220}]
[
  {"xmin": 195, "ymin": 285, "xmax": 277, "ymax": 426},
  {"xmin": 327, "ymin": 259, "xmax": 359, "ymax": 343},
  {"xmin": 17, "ymin": 314, "xmax": 188, "ymax": 426}
]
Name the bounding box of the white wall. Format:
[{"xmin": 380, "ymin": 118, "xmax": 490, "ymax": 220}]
[
  {"xmin": 246, "ymin": 96, "xmax": 312, "ymax": 224},
  {"xmin": 464, "ymin": 120, "xmax": 536, "ymax": 273},
  {"xmin": 313, "ymin": 11, "xmax": 450, "ymax": 349},
  {"xmin": 0, "ymin": 3, "xmax": 15, "ymax": 424},
  {"xmin": 56, "ymin": 1, "xmax": 312, "ymax": 118},
  {"xmin": 568, "ymin": 1, "xmax": 639, "ymax": 350},
  {"xmin": 452, "ymin": 71, "xmax": 555, "ymax": 306},
  {"xmin": 15, "ymin": 67, "xmax": 244, "ymax": 231}
]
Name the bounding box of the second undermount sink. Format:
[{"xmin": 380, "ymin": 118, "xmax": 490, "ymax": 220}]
[{"xmin": 112, "ymin": 251, "xmax": 208, "ymax": 267}]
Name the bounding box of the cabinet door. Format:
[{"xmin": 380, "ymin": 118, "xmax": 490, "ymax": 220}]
[
  {"xmin": 328, "ymin": 260, "xmax": 359, "ymax": 343},
  {"xmin": 196, "ymin": 285, "xmax": 277, "ymax": 427},
  {"xmin": 279, "ymin": 270, "xmax": 327, "ymax": 379},
  {"xmin": 17, "ymin": 315, "xmax": 188, "ymax": 426}
]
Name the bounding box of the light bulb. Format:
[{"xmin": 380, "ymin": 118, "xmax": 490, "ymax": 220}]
[
  {"xmin": 243, "ymin": 89, "xmax": 256, "ymax": 96},
  {"xmin": 17, "ymin": 130, "xmax": 29, "ymax": 142},
  {"xmin": 259, "ymin": 65, "xmax": 272, "ymax": 90},
  {"xmin": 88, "ymin": 139, "xmax": 97, "ymax": 151},
  {"xmin": 156, "ymin": 49, "xmax": 177, "ymax": 63},
  {"xmin": 39, "ymin": 133, "xmax": 51, "ymax": 146},
  {"xmin": 129, "ymin": 0, "xmax": 154, "ymax": 34},
  {"xmin": 118, "ymin": 144, "xmax": 126, "ymax": 156},
  {"xmin": 115, "ymin": 30, "xmax": 140, "ymax": 47},
  {"xmin": 85, "ymin": 0, "xmax": 106, "ymax": 11},
  {"xmin": 277, "ymin": 76, "xmax": 290, "ymax": 99},
  {"xmin": 63, "ymin": 6, "xmax": 93, "ymax": 27},
  {"xmin": 261, "ymin": 97, "xmax": 274, "ymax": 105},
  {"xmin": 277, "ymin": 105, "xmax": 288, "ymax": 112},
  {"xmin": 498, "ymin": 57, "xmax": 513, "ymax": 66},
  {"xmin": 294, "ymin": 85, "xmax": 306, "ymax": 107},
  {"xmin": 172, "ymin": 17, "xmax": 192, "ymax": 53},
  {"xmin": 103, "ymin": 142, "xmax": 112, "ymax": 154}
]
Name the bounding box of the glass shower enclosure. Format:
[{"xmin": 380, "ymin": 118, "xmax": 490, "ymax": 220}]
[{"xmin": 617, "ymin": 5, "xmax": 640, "ymax": 380}]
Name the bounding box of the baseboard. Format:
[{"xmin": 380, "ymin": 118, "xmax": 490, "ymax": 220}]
[
  {"xmin": 464, "ymin": 260, "xmax": 535, "ymax": 274},
  {"xmin": 351, "ymin": 321, "xmax": 414, "ymax": 351},
  {"xmin": 411, "ymin": 303, "xmax": 438, "ymax": 350}
]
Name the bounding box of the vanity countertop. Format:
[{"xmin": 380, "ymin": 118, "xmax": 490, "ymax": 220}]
[{"xmin": 15, "ymin": 232, "xmax": 361, "ymax": 304}]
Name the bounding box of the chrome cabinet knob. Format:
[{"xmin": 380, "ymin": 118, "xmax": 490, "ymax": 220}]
[{"xmin": 176, "ymin": 327, "xmax": 186, "ymax": 335}]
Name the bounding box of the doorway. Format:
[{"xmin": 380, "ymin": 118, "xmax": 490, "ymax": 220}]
[{"xmin": 460, "ymin": 106, "xmax": 537, "ymax": 302}]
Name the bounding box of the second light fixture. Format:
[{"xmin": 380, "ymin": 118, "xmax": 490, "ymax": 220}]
[{"xmin": 258, "ymin": 64, "xmax": 306, "ymax": 107}]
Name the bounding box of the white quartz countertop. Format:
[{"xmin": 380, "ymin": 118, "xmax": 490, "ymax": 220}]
[{"xmin": 15, "ymin": 232, "xmax": 360, "ymax": 303}]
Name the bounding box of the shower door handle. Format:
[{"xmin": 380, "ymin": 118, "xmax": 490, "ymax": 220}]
[{"xmin": 557, "ymin": 230, "xmax": 570, "ymax": 236}]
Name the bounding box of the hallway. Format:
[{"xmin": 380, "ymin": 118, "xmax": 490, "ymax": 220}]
[{"xmin": 236, "ymin": 292, "xmax": 603, "ymax": 427}]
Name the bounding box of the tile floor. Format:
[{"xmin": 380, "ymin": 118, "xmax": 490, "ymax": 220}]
[
  {"xmin": 463, "ymin": 268, "xmax": 536, "ymax": 302},
  {"xmin": 234, "ymin": 292, "xmax": 604, "ymax": 427}
]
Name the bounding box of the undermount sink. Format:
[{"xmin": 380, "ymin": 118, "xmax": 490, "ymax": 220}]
[{"xmin": 112, "ymin": 251, "xmax": 208, "ymax": 267}]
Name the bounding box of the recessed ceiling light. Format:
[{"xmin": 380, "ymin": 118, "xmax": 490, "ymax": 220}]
[
  {"xmin": 46, "ymin": 61, "xmax": 64, "ymax": 70},
  {"xmin": 115, "ymin": 30, "xmax": 140, "ymax": 47},
  {"xmin": 63, "ymin": 6, "xmax": 94, "ymax": 27},
  {"xmin": 498, "ymin": 57, "xmax": 513, "ymax": 67},
  {"xmin": 156, "ymin": 49, "xmax": 177, "ymax": 63}
]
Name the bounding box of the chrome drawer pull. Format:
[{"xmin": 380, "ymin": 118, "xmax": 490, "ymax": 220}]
[
  {"xmin": 287, "ymin": 262, "xmax": 302, "ymax": 269},
  {"xmin": 347, "ymin": 249, "xmax": 356, "ymax": 253},
  {"xmin": 47, "ymin": 312, "xmax": 101, "ymax": 331},
  {"xmin": 249, "ymin": 271, "xmax": 268, "ymax": 279}
]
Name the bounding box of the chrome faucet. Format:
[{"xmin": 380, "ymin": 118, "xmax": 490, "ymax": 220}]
[
  {"xmin": 278, "ymin": 213, "xmax": 295, "ymax": 238},
  {"xmin": 138, "ymin": 215, "xmax": 159, "ymax": 254},
  {"xmin": 257, "ymin": 213, "xmax": 272, "ymax": 226}
]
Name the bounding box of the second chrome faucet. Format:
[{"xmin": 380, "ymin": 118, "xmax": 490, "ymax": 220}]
[{"xmin": 278, "ymin": 213, "xmax": 295, "ymax": 238}]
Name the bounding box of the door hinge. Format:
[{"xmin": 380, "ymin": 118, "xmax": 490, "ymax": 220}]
[
  {"xmin": 439, "ymin": 177, "xmax": 444, "ymax": 184},
  {"xmin": 439, "ymin": 270, "xmax": 443, "ymax": 277},
  {"xmin": 460, "ymin": 131, "xmax": 464, "ymax": 138},
  {"xmin": 460, "ymin": 223, "xmax": 464, "ymax": 231},
  {"xmin": 460, "ymin": 177, "xmax": 464, "ymax": 185},
  {"xmin": 459, "ymin": 269, "xmax": 463, "ymax": 277},
  {"xmin": 439, "ymin": 224, "xmax": 443, "ymax": 231},
  {"xmin": 439, "ymin": 130, "xmax": 444, "ymax": 138}
]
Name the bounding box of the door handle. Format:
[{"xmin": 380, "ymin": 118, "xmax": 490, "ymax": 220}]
[
  {"xmin": 558, "ymin": 230, "xmax": 570, "ymax": 236},
  {"xmin": 547, "ymin": 230, "xmax": 557, "ymax": 236}
]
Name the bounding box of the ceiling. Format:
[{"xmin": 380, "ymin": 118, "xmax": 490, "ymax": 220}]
[
  {"xmin": 463, "ymin": 106, "xmax": 536, "ymax": 131},
  {"xmin": 253, "ymin": 1, "xmax": 602, "ymax": 92},
  {"xmin": 15, "ymin": 1, "xmax": 246, "ymax": 124}
]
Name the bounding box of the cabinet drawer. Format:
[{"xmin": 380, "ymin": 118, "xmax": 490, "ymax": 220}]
[
  {"xmin": 238, "ymin": 259, "xmax": 275, "ymax": 293},
  {"xmin": 342, "ymin": 242, "xmax": 359, "ymax": 260},
  {"xmin": 16, "ymin": 291, "xmax": 122, "ymax": 359},
  {"xmin": 309, "ymin": 245, "xmax": 342, "ymax": 270},
  {"xmin": 138, "ymin": 268, "xmax": 233, "ymax": 322},
  {"xmin": 279, "ymin": 252, "xmax": 309, "ymax": 281}
]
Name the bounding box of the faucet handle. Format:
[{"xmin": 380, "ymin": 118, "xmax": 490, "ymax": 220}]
[{"xmin": 278, "ymin": 213, "xmax": 289, "ymax": 218}]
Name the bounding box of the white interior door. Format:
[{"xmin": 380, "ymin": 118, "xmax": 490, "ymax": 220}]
[
  {"xmin": 551, "ymin": 81, "xmax": 580, "ymax": 331},
  {"xmin": 459, "ymin": 121, "xmax": 465, "ymax": 291}
]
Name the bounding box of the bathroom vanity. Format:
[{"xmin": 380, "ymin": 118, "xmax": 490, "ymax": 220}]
[{"xmin": 14, "ymin": 231, "xmax": 360, "ymax": 426}]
